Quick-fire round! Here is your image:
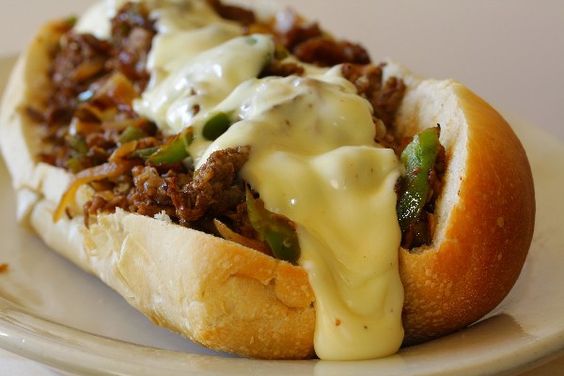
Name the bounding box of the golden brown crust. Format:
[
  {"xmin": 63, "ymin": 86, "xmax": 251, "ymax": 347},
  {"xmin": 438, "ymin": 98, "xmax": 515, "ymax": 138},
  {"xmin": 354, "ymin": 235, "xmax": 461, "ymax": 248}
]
[
  {"xmin": 397, "ymin": 81, "xmax": 535, "ymax": 344},
  {"xmin": 0, "ymin": 17, "xmax": 534, "ymax": 359},
  {"xmin": 83, "ymin": 210, "xmax": 316, "ymax": 359}
]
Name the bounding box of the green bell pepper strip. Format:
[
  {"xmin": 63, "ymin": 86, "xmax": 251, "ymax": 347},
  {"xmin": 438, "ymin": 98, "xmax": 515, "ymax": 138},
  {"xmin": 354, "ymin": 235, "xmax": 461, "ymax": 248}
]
[
  {"xmin": 132, "ymin": 146, "xmax": 158, "ymax": 159},
  {"xmin": 65, "ymin": 16, "xmax": 78, "ymax": 27},
  {"xmin": 119, "ymin": 125, "xmax": 148, "ymax": 144},
  {"xmin": 396, "ymin": 127, "xmax": 441, "ymax": 235},
  {"xmin": 202, "ymin": 112, "xmax": 233, "ymax": 141},
  {"xmin": 135, "ymin": 128, "xmax": 193, "ymax": 165},
  {"xmin": 67, "ymin": 135, "xmax": 88, "ymax": 154},
  {"xmin": 64, "ymin": 135, "xmax": 88, "ymax": 173},
  {"xmin": 66, "ymin": 157, "xmax": 84, "ymax": 174},
  {"xmin": 246, "ymin": 190, "xmax": 300, "ymax": 264}
]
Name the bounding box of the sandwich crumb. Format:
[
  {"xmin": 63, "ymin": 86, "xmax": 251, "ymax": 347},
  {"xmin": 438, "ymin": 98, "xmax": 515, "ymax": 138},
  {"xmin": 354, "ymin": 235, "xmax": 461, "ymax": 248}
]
[{"xmin": 154, "ymin": 211, "xmax": 172, "ymax": 223}]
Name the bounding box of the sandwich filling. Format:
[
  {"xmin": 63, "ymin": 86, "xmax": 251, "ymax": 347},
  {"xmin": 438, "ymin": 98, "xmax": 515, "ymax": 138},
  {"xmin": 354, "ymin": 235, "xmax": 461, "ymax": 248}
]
[{"xmin": 25, "ymin": 0, "xmax": 444, "ymax": 360}]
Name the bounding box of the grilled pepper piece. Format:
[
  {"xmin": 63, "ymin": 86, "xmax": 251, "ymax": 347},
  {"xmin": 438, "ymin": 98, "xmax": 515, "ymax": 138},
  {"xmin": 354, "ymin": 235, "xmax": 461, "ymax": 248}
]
[
  {"xmin": 66, "ymin": 134, "xmax": 88, "ymax": 154},
  {"xmin": 64, "ymin": 135, "xmax": 88, "ymax": 173},
  {"xmin": 397, "ymin": 127, "xmax": 441, "ymax": 239},
  {"xmin": 119, "ymin": 125, "xmax": 147, "ymax": 144},
  {"xmin": 202, "ymin": 112, "xmax": 233, "ymax": 141},
  {"xmin": 132, "ymin": 146, "xmax": 158, "ymax": 159},
  {"xmin": 143, "ymin": 128, "xmax": 193, "ymax": 165},
  {"xmin": 246, "ymin": 190, "xmax": 300, "ymax": 264}
]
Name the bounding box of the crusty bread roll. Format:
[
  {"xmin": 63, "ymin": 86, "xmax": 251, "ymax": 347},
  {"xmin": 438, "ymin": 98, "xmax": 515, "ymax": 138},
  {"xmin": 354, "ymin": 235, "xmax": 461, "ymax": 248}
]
[
  {"xmin": 389, "ymin": 69, "xmax": 535, "ymax": 345},
  {"xmin": 0, "ymin": 10, "xmax": 534, "ymax": 360}
]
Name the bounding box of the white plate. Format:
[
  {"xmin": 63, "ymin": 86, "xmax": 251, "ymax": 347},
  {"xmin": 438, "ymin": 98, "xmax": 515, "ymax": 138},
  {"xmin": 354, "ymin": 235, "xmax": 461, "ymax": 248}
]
[{"xmin": 1, "ymin": 53, "xmax": 564, "ymax": 375}]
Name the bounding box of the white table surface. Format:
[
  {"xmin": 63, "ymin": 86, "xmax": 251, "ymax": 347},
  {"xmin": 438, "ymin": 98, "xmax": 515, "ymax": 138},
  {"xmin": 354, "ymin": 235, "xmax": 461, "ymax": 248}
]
[{"xmin": 0, "ymin": 1, "xmax": 563, "ymax": 375}]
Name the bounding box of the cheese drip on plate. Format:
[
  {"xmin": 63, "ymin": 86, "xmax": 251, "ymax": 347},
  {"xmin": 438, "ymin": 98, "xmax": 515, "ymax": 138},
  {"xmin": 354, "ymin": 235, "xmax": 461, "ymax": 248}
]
[{"xmin": 77, "ymin": 0, "xmax": 405, "ymax": 360}]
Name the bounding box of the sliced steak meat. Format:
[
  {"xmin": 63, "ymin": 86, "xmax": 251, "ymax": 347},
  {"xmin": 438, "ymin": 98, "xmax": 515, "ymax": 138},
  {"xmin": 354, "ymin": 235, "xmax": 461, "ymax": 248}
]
[{"xmin": 341, "ymin": 63, "xmax": 406, "ymax": 131}]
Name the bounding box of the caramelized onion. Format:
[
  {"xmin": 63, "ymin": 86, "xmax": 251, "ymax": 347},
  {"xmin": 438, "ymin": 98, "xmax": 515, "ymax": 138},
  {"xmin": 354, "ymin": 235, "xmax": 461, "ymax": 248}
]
[
  {"xmin": 96, "ymin": 72, "xmax": 138, "ymax": 105},
  {"xmin": 53, "ymin": 160, "xmax": 136, "ymax": 222},
  {"xmin": 108, "ymin": 140, "xmax": 139, "ymax": 162},
  {"xmin": 213, "ymin": 219, "xmax": 271, "ymax": 255}
]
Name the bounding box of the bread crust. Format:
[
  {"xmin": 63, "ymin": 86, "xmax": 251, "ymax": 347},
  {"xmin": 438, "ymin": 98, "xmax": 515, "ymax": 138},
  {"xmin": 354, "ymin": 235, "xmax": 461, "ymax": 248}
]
[
  {"xmin": 391, "ymin": 77, "xmax": 535, "ymax": 344},
  {"xmin": 0, "ymin": 18, "xmax": 534, "ymax": 358}
]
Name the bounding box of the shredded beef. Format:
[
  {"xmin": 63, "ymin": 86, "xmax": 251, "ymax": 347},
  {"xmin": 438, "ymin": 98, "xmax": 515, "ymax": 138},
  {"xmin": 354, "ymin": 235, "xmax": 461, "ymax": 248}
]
[
  {"xmin": 260, "ymin": 60, "xmax": 304, "ymax": 78},
  {"xmin": 45, "ymin": 2, "xmax": 155, "ymax": 129},
  {"xmin": 293, "ymin": 37, "xmax": 370, "ymax": 67},
  {"xmin": 48, "ymin": 33, "xmax": 113, "ymax": 124},
  {"xmin": 110, "ymin": 2, "xmax": 156, "ymax": 89},
  {"xmin": 265, "ymin": 8, "xmax": 370, "ymax": 66},
  {"xmin": 207, "ymin": 0, "xmax": 256, "ymax": 25},
  {"xmin": 111, "ymin": 2, "xmax": 154, "ymax": 43},
  {"xmin": 341, "ymin": 63, "xmax": 406, "ymax": 131},
  {"xmin": 127, "ymin": 165, "xmax": 177, "ymax": 218},
  {"xmin": 375, "ymin": 77, "xmax": 406, "ymax": 126},
  {"xmin": 229, "ymin": 5, "xmax": 370, "ymax": 67},
  {"xmin": 35, "ymin": 3, "xmax": 158, "ymax": 172},
  {"xmin": 271, "ymin": 9, "xmax": 323, "ymax": 51},
  {"xmin": 85, "ymin": 146, "xmax": 251, "ymax": 232},
  {"xmin": 226, "ymin": 202, "xmax": 257, "ymax": 239},
  {"xmin": 84, "ymin": 192, "xmax": 129, "ymax": 218},
  {"xmin": 168, "ymin": 146, "xmax": 250, "ymax": 226}
]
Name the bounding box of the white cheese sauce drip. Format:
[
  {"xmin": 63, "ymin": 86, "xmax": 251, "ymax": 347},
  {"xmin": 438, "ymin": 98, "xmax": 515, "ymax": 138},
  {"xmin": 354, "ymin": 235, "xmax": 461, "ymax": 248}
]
[
  {"xmin": 196, "ymin": 74, "xmax": 404, "ymax": 360},
  {"xmin": 146, "ymin": 0, "xmax": 244, "ymax": 85},
  {"xmin": 134, "ymin": 35, "xmax": 273, "ymax": 134},
  {"xmin": 74, "ymin": 0, "xmax": 114, "ymax": 39},
  {"xmin": 75, "ymin": 0, "xmax": 404, "ymax": 360}
]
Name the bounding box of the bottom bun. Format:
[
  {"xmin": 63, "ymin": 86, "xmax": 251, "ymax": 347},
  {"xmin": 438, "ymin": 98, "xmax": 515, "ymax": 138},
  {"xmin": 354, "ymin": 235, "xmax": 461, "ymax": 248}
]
[{"xmin": 32, "ymin": 201, "xmax": 316, "ymax": 359}]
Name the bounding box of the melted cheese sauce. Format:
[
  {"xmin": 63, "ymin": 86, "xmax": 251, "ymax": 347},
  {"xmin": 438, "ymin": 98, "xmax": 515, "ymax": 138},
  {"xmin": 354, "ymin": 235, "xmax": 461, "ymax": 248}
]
[
  {"xmin": 74, "ymin": 1, "xmax": 114, "ymax": 39},
  {"xmin": 77, "ymin": 0, "xmax": 404, "ymax": 360},
  {"xmin": 196, "ymin": 75, "xmax": 404, "ymax": 359},
  {"xmin": 135, "ymin": 35, "xmax": 273, "ymax": 134}
]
